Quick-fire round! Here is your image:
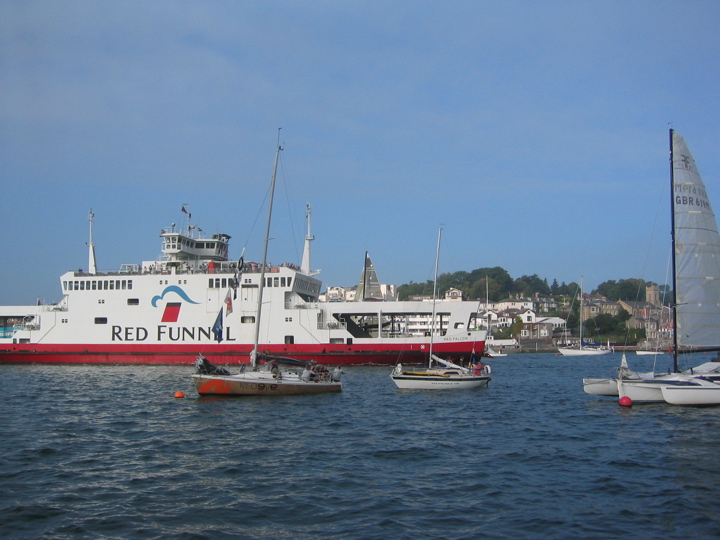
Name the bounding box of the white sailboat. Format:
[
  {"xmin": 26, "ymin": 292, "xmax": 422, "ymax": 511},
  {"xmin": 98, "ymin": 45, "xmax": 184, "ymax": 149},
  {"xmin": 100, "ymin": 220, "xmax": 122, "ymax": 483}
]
[
  {"xmin": 390, "ymin": 228, "xmax": 491, "ymax": 390},
  {"xmin": 193, "ymin": 142, "xmax": 342, "ymax": 396},
  {"xmin": 558, "ymin": 277, "xmax": 612, "ymax": 356},
  {"xmin": 589, "ymin": 129, "xmax": 720, "ymax": 403}
]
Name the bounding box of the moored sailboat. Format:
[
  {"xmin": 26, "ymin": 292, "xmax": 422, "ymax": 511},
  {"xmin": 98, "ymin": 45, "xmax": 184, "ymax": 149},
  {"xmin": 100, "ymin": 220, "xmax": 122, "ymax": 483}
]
[
  {"xmin": 558, "ymin": 277, "xmax": 612, "ymax": 357},
  {"xmin": 390, "ymin": 228, "xmax": 491, "ymax": 390},
  {"xmin": 588, "ymin": 129, "xmax": 720, "ymax": 404},
  {"xmin": 192, "ymin": 142, "xmax": 342, "ymax": 396}
]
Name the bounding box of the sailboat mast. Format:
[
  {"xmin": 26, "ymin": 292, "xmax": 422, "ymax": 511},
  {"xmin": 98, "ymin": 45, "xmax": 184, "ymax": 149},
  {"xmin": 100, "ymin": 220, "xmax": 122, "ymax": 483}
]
[
  {"xmin": 579, "ymin": 276, "xmax": 584, "ymax": 347},
  {"xmin": 429, "ymin": 227, "xmax": 442, "ymax": 363},
  {"xmin": 251, "ymin": 143, "xmax": 282, "ymax": 368},
  {"xmin": 670, "ymin": 128, "xmax": 680, "ymax": 372}
]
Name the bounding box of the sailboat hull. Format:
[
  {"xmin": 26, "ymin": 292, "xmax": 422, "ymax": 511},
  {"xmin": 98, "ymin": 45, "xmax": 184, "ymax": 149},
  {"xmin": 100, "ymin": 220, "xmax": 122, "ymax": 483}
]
[
  {"xmin": 617, "ymin": 380, "xmax": 667, "ymax": 402},
  {"xmin": 390, "ymin": 373, "xmax": 490, "ymax": 390},
  {"xmin": 558, "ymin": 347, "xmax": 611, "ymax": 357},
  {"xmin": 193, "ymin": 372, "xmax": 341, "ymax": 396},
  {"xmin": 582, "ymin": 378, "xmax": 618, "ymax": 396},
  {"xmin": 661, "ymin": 383, "xmax": 720, "ymax": 405}
]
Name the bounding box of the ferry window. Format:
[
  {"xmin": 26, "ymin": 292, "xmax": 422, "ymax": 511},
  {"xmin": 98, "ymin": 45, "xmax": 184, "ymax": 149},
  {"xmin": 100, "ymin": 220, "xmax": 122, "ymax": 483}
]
[
  {"xmin": 104, "ymin": 281, "xmax": 109, "ymax": 290},
  {"xmin": 241, "ymin": 316, "xmax": 255, "ymax": 324},
  {"xmin": 62, "ymin": 319, "xmax": 68, "ymax": 323},
  {"xmin": 110, "ymin": 281, "xmax": 114, "ymax": 290},
  {"xmin": 127, "ymin": 298, "xmax": 139, "ymax": 305},
  {"xmin": 287, "ymin": 278, "xmax": 292, "ymax": 288},
  {"xmin": 214, "ymin": 278, "xmax": 221, "ymax": 288},
  {"xmin": 221, "ymin": 278, "xmax": 227, "ymax": 288},
  {"xmin": 67, "ymin": 282, "xmax": 73, "ymax": 291},
  {"xmin": 91, "ymin": 281, "xmax": 96, "ymax": 290},
  {"xmin": 80, "ymin": 281, "xmax": 85, "ymax": 291},
  {"xmin": 266, "ymin": 278, "xmax": 272, "ymax": 287},
  {"xmin": 208, "ymin": 279, "xmax": 214, "ymax": 288},
  {"xmin": 285, "ymin": 336, "xmax": 294, "ymax": 344},
  {"xmin": 94, "ymin": 317, "xmax": 108, "ymax": 324},
  {"xmin": 285, "ymin": 317, "xmax": 293, "ymax": 322},
  {"xmin": 121, "ymin": 280, "xmax": 126, "ymax": 290},
  {"xmin": 281, "ymin": 278, "xmax": 286, "ymax": 287},
  {"xmin": 128, "ymin": 280, "xmax": 132, "ymax": 290},
  {"xmin": 273, "ymin": 277, "xmax": 279, "ymax": 287},
  {"xmin": 63, "ymin": 281, "xmax": 67, "ymax": 291}
]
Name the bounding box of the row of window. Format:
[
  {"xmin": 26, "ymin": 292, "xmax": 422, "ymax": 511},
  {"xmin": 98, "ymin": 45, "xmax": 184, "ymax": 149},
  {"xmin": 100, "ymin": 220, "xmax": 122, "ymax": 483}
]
[
  {"xmin": 267, "ymin": 276, "xmax": 292, "ymax": 288},
  {"xmin": 64, "ymin": 280, "xmax": 133, "ymax": 291},
  {"xmin": 207, "ymin": 277, "xmax": 293, "ymax": 289},
  {"xmin": 164, "ymin": 238, "xmax": 221, "ymax": 251}
]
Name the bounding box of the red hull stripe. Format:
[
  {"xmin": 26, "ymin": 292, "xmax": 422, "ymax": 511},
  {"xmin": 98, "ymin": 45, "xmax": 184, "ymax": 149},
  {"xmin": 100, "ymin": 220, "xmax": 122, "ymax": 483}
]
[{"xmin": 0, "ymin": 341, "xmax": 485, "ymax": 365}]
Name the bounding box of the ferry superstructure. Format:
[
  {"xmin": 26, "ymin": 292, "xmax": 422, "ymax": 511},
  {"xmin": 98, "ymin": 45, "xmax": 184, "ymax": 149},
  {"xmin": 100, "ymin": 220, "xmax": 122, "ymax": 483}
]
[{"xmin": 0, "ymin": 210, "xmax": 487, "ymax": 365}]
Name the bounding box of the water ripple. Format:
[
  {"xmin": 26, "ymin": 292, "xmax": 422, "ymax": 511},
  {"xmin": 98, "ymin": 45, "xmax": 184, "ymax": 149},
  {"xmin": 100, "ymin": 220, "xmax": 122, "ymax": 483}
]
[{"xmin": 3, "ymin": 355, "xmax": 720, "ymax": 538}]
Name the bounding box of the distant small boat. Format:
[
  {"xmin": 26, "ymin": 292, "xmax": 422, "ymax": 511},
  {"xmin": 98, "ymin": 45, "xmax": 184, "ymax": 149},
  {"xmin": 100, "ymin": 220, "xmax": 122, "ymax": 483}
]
[
  {"xmin": 484, "ymin": 347, "xmax": 507, "ymax": 358},
  {"xmin": 558, "ymin": 277, "xmax": 612, "ymax": 357}
]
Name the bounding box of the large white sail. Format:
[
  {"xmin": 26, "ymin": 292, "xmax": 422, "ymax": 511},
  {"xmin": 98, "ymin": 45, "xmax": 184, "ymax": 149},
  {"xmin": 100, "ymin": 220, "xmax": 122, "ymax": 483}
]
[{"xmin": 673, "ymin": 131, "xmax": 720, "ymax": 348}]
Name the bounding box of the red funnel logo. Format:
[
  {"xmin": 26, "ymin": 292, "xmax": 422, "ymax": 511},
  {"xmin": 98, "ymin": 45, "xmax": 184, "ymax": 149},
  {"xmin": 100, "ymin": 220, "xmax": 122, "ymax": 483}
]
[{"xmin": 161, "ymin": 302, "xmax": 182, "ymax": 322}]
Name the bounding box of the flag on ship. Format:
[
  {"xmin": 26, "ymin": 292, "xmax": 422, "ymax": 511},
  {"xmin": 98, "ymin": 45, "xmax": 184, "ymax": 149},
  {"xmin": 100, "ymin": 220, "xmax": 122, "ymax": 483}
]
[
  {"xmin": 212, "ymin": 309, "xmax": 223, "ymax": 342},
  {"xmin": 225, "ymin": 289, "xmax": 233, "ymax": 315},
  {"xmin": 233, "ymin": 255, "xmax": 244, "ymax": 300}
]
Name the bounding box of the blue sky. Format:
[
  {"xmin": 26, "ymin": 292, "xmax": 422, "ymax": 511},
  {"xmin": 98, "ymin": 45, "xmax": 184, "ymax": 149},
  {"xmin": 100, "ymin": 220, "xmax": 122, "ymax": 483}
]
[{"xmin": 2, "ymin": 1, "xmax": 720, "ymax": 305}]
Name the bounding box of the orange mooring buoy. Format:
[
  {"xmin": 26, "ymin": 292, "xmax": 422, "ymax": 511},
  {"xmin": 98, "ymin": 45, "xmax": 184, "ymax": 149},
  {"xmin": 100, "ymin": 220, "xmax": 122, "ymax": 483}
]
[{"xmin": 174, "ymin": 391, "xmax": 185, "ymax": 398}]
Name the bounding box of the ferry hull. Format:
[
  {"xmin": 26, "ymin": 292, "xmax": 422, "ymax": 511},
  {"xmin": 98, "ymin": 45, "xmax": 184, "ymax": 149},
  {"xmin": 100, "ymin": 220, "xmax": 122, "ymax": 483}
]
[{"xmin": 0, "ymin": 340, "xmax": 485, "ymax": 365}]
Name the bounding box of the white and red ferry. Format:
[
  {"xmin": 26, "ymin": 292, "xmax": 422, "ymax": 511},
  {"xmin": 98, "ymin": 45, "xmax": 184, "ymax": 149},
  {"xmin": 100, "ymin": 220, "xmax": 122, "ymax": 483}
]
[{"xmin": 0, "ymin": 209, "xmax": 486, "ymax": 365}]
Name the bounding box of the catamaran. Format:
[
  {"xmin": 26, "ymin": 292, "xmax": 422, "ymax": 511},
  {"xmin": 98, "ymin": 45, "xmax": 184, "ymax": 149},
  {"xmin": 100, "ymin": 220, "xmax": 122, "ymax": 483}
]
[{"xmin": 584, "ymin": 129, "xmax": 720, "ymax": 404}]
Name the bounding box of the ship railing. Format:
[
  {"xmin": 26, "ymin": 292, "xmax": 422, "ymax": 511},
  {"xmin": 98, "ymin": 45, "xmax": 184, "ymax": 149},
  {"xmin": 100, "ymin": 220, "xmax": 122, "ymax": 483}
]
[
  {"xmin": 318, "ymin": 321, "xmax": 347, "ymax": 331},
  {"xmin": 72, "ymin": 262, "xmax": 301, "ymax": 277},
  {"xmin": 13, "ymin": 322, "xmax": 39, "ymax": 331},
  {"xmin": 42, "ymin": 303, "xmax": 67, "ymax": 312},
  {"xmin": 289, "ymin": 302, "xmax": 321, "ymax": 309},
  {"xmin": 380, "ymin": 330, "xmax": 411, "ymax": 339}
]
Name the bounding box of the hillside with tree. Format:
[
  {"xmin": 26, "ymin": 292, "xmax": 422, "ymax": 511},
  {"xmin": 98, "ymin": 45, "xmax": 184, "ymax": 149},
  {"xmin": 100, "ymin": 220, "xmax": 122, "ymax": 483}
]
[{"xmin": 397, "ymin": 267, "xmax": 669, "ymax": 304}]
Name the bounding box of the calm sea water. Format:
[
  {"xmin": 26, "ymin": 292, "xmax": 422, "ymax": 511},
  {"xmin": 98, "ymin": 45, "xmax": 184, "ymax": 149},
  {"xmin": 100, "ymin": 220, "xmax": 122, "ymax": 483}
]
[{"xmin": 2, "ymin": 353, "xmax": 720, "ymax": 539}]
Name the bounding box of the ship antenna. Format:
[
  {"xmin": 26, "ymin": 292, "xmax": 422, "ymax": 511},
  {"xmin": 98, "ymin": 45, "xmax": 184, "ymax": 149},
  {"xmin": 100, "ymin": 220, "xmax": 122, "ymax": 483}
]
[
  {"xmin": 301, "ymin": 203, "xmax": 321, "ymax": 275},
  {"xmin": 86, "ymin": 209, "xmax": 97, "ymax": 275}
]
